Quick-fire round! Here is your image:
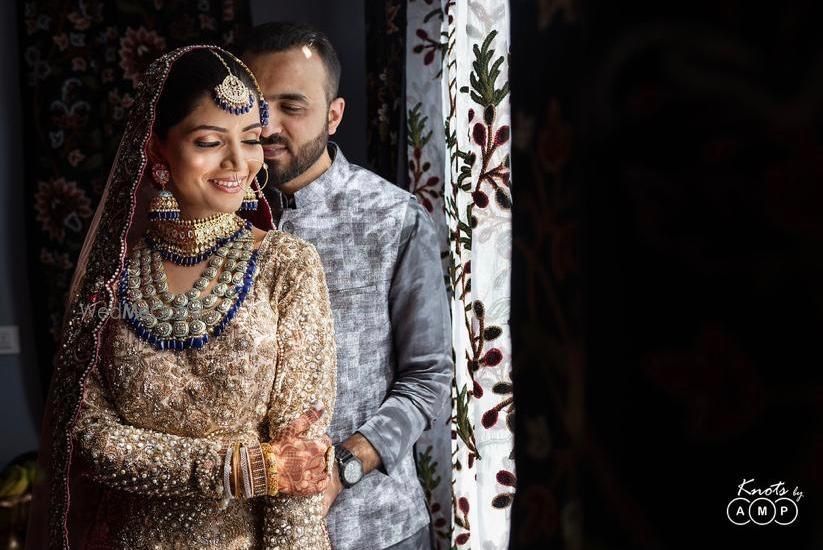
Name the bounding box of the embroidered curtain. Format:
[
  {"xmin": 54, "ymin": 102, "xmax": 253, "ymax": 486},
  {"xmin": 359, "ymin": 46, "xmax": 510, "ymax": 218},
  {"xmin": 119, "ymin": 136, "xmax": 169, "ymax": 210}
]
[
  {"xmin": 440, "ymin": 1, "xmax": 514, "ymax": 547},
  {"xmin": 405, "ymin": 1, "xmax": 452, "ymax": 548},
  {"xmin": 19, "ymin": 0, "xmax": 250, "ymax": 394},
  {"xmin": 377, "ymin": 2, "xmax": 823, "ymax": 549},
  {"xmin": 382, "ymin": 0, "xmax": 515, "ymax": 547}
]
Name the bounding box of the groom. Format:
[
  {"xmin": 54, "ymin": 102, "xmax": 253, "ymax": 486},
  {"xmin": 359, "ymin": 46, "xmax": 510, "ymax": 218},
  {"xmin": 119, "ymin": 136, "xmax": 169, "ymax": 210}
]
[{"xmin": 243, "ymin": 22, "xmax": 452, "ymax": 550}]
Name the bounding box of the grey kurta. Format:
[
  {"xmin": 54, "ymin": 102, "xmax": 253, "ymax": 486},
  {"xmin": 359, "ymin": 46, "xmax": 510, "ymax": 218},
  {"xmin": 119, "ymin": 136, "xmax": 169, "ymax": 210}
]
[{"xmin": 266, "ymin": 144, "xmax": 452, "ymax": 550}]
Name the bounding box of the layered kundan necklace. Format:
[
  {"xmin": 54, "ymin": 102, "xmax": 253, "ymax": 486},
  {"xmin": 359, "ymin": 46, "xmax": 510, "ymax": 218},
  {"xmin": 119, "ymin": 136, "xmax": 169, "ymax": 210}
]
[{"xmin": 120, "ymin": 213, "xmax": 259, "ymax": 351}]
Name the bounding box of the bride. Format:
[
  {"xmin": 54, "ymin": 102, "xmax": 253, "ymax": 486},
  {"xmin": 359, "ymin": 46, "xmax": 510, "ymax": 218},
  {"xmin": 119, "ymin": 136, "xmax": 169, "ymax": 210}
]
[{"xmin": 26, "ymin": 45, "xmax": 337, "ymax": 549}]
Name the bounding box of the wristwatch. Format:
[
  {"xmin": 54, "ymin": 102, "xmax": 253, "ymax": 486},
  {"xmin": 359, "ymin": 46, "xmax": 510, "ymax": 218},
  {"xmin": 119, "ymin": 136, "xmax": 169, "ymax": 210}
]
[{"xmin": 334, "ymin": 445, "xmax": 364, "ymax": 488}]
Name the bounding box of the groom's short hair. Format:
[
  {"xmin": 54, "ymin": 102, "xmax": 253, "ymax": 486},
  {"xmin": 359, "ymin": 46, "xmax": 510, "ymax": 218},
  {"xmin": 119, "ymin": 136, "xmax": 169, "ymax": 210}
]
[{"xmin": 241, "ymin": 22, "xmax": 342, "ymax": 101}]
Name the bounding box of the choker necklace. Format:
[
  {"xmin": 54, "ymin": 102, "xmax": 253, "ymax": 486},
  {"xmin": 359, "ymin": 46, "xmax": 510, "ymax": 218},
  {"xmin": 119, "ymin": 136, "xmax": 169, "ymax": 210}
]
[
  {"xmin": 146, "ymin": 213, "xmax": 250, "ymax": 266},
  {"xmin": 120, "ymin": 228, "xmax": 259, "ymax": 351}
]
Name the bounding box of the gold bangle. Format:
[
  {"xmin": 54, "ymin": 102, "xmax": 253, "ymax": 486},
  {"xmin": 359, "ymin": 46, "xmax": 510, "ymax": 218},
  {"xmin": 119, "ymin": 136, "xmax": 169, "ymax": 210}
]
[
  {"xmin": 261, "ymin": 443, "xmax": 279, "ymax": 497},
  {"xmin": 232, "ymin": 442, "xmax": 242, "ymax": 500},
  {"xmin": 247, "ymin": 442, "xmax": 268, "ymax": 497}
]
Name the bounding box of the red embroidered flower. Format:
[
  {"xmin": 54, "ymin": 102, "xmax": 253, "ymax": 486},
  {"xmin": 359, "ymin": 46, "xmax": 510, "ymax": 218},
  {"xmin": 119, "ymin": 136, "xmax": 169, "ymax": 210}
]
[
  {"xmin": 34, "ymin": 178, "xmax": 93, "ymax": 242},
  {"xmin": 66, "ymin": 149, "xmax": 86, "ymax": 167},
  {"xmin": 119, "ymin": 27, "xmax": 167, "ymax": 86},
  {"xmin": 53, "ymin": 34, "xmax": 69, "ymax": 51},
  {"xmin": 642, "ymin": 322, "xmax": 763, "ymax": 440}
]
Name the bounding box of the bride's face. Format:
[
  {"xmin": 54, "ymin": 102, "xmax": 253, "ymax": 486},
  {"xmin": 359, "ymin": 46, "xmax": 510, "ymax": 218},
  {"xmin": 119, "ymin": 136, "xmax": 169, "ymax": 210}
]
[{"xmin": 154, "ymin": 95, "xmax": 264, "ymax": 219}]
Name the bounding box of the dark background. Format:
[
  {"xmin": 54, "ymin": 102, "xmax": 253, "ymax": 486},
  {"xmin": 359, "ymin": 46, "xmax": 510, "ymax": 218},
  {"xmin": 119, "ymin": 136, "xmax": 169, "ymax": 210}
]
[{"xmin": 512, "ymin": 0, "xmax": 822, "ymax": 548}]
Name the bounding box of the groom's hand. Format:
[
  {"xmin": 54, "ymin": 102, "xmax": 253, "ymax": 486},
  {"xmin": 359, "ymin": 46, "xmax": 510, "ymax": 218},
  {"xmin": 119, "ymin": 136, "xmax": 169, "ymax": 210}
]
[{"xmin": 322, "ymin": 459, "xmax": 343, "ymax": 516}]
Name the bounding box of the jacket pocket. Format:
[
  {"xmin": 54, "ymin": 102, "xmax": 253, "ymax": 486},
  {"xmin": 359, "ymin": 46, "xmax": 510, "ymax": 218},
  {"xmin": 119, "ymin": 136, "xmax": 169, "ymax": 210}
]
[{"xmin": 328, "ymin": 282, "xmax": 377, "ymax": 297}]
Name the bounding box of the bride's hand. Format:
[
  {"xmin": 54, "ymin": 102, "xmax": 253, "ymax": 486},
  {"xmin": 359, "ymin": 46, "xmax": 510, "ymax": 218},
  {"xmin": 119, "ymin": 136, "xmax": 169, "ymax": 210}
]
[{"xmin": 268, "ymin": 407, "xmax": 333, "ymax": 496}]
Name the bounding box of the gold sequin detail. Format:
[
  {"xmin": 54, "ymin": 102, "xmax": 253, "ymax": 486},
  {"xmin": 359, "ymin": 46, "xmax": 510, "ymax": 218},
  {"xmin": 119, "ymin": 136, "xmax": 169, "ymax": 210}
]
[{"xmin": 72, "ymin": 231, "xmax": 336, "ymax": 549}]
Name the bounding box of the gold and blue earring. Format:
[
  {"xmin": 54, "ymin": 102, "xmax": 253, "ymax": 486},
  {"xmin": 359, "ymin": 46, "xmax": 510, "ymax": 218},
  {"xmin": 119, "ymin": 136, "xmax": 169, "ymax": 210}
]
[
  {"xmin": 240, "ymin": 184, "xmax": 258, "ymax": 211},
  {"xmin": 240, "ymin": 164, "xmax": 268, "ymax": 211},
  {"xmin": 148, "ymin": 163, "xmax": 180, "ymax": 220}
]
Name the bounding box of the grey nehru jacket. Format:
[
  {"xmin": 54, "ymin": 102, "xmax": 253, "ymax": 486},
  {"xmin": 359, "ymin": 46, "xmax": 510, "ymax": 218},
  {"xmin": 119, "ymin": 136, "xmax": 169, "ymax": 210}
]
[{"xmin": 266, "ymin": 144, "xmax": 452, "ymax": 550}]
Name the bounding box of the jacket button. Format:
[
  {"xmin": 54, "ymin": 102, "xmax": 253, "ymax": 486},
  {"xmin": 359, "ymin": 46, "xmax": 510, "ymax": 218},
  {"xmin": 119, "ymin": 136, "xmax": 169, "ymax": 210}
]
[{"xmin": 281, "ymin": 221, "xmax": 294, "ymax": 233}]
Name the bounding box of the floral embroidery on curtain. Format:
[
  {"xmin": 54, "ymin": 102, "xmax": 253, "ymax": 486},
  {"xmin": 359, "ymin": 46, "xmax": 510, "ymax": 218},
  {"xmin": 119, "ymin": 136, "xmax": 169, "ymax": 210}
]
[
  {"xmin": 440, "ymin": 1, "xmax": 514, "ymax": 548},
  {"xmin": 19, "ymin": 0, "xmax": 250, "ymax": 392},
  {"xmin": 398, "ymin": 1, "xmax": 515, "ymax": 547},
  {"xmin": 406, "ymin": 1, "xmax": 452, "ymax": 548}
]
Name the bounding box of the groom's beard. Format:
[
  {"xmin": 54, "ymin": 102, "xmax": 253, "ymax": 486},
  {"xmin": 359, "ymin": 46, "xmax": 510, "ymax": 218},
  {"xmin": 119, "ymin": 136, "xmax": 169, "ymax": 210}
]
[{"xmin": 263, "ymin": 125, "xmax": 329, "ymax": 187}]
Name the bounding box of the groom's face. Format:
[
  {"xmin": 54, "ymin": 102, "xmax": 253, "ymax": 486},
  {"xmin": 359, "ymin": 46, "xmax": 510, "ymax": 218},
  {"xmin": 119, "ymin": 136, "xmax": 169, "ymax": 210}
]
[{"xmin": 245, "ymin": 47, "xmax": 342, "ymax": 188}]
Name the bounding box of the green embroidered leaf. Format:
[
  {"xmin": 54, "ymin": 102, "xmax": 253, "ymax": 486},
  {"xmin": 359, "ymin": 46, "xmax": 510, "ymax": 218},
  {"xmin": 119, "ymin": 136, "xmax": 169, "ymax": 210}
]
[
  {"xmin": 468, "ymin": 30, "xmax": 510, "ymax": 108},
  {"xmin": 407, "ymin": 102, "xmax": 433, "ymax": 149},
  {"xmin": 454, "ymin": 384, "xmax": 479, "ymax": 457},
  {"xmin": 415, "ymin": 445, "xmax": 442, "ymax": 495}
]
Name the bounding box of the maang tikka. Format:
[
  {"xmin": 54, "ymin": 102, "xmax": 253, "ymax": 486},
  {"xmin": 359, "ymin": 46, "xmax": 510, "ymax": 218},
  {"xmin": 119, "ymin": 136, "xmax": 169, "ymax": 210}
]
[
  {"xmin": 210, "ymin": 49, "xmax": 271, "ymax": 213},
  {"xmin": 209, "ymin": 50, "xmax": 270, "ymax": 126}
]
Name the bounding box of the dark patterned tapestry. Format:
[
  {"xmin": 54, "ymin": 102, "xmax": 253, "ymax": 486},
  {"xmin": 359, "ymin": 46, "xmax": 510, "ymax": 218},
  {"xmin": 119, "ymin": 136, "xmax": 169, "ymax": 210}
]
[
  {"xmin": 364, "ymin": 0, "xmax": 406, "ymax": 185},
  {"xmin": 584, "ymin": 1, "xmax": 821, "ymax": 549},
  {"xmin": 510, "ymin": 1, "xmax": 584, "ymax": 549},
  {"xmin": 19, "ymin": 0, "xmax": 251, "ymax": 394},
  {"xmin": 513, "ymin": 1, "xmax": 822, "ymax": 549}
]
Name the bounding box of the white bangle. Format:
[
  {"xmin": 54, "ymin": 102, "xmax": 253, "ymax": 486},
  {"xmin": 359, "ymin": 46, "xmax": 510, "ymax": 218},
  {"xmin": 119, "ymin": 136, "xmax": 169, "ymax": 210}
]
[
  {"xmin": 240, "ymin": 445, "xmax": 254, "ymax": 499},
  {"xmin": 223, "ymin": 444, "xmax": 235, "ymax": 500}
]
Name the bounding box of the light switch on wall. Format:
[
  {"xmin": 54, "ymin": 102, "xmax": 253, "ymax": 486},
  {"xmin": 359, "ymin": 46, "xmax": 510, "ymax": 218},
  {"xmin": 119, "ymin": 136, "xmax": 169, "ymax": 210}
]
[{"xmin": 0, "ymin": 325, "xmax": 20, "ymax": 355}]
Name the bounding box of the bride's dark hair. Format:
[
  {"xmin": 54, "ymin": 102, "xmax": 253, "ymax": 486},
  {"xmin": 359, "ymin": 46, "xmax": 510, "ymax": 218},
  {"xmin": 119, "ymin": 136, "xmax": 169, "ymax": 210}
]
[{"xmin": 153, "ymin": 48, "xmax": 259, "ymax": 139}]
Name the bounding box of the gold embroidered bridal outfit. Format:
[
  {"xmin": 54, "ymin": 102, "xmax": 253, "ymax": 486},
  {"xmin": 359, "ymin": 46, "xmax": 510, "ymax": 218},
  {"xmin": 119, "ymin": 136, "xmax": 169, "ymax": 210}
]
[{"xmin": 25, "ymin": 46, "xmax": 336, "ymax": 549}]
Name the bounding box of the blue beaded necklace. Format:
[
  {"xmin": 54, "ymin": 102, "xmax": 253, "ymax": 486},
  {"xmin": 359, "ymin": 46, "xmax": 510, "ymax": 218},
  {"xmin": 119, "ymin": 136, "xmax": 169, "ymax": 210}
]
[{"xmin": 119, "ymin": 228, "xmax": 259, "ymax": 351}]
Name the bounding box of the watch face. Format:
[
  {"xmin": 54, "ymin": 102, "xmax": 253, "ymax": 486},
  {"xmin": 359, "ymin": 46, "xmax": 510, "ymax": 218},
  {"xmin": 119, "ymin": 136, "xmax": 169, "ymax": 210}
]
[{"xmin": 342, "ymin": 459, "xmax": 363, "ymax": 484}]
